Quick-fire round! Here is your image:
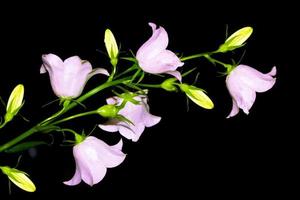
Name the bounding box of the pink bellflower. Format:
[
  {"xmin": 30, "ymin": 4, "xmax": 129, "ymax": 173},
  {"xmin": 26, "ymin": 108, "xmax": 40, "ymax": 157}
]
[
  {"xmin": 136, "ymin": 23, "xmax": 184, "ymax": 81},
  {"xmin": 226, "ymin": 64, "xmax": 277, "ymax": 118},
  {"xmin": 99, "ymin": 95, "xmax": 161, "ymax": 142},
  {"xmin": 40, "ymin": 53, "xmax": 109, "ymax": 99},
  {"xmin": 64, "ymin": 136, "xmax": 126, "ymax": 186}
]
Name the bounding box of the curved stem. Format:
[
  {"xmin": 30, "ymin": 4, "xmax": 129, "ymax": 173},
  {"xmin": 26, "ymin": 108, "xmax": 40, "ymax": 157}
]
[
  {"xmin": 51, "ymin": 110, "xmax": 98, "ymax": 126},
  {"xmin": 0, "ymin": 126, "xmax": 39, "ymax": 152},
  {"xmin": 0, "ymin": 121, "xmax": 7, "ymax": 129},
  {"xmin": 135, "ymin": 83, "xmax": 161, "ymax": 88},
  {"xmin": 180, "ymin": 53, "xmax": 207, "ymax": 61}
]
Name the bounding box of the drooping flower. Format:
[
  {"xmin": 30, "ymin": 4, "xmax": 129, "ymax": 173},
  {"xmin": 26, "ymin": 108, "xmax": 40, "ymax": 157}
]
[
  {"xmin": 0, "ymin": 166, "xmax": 36, "ymax": 192},
  {"xmin": 226, "ymin": 65, "xmax": 277, "ymax": 118},
  {"xmin": 64, "ymin": 136, "xmax": 126, "ymax": 186},
  {"xmin": 136, "ymin": 23, "xmax": 184, "ymax": 81},
  {"xmin": 40, "ymin": 53, "xmax": 109, "ymax": 99},
  {"xmin": 99, "ymin": 95, "xmax": 161, "ymax": 142}
]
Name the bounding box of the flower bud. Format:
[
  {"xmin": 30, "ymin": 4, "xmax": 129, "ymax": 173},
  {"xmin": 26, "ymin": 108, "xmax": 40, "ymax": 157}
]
[
  {"xmin": 97, "ymin": 104, "xmax": 119, "ymax": 118},
  {"xmin": 161, "ymin": 78, "xmax": 177, "ymax": 92},
  {"xmin": 218, "ymin": 27, "xmax": 253, "ymax": 53},
  {"xmin": 180, "ymin": 84, "xmax": 214, "ymax": 109},
  {"xmin": 0, "ymin": 166, "xmax": 36, "ymax": 192},
  {"xmin": 104, "ymin": 29, "xmax": 119, "ymax": 66},
  {"xmin": 4, "ymin": 84, "xmax": 24, "ymax": 123}
]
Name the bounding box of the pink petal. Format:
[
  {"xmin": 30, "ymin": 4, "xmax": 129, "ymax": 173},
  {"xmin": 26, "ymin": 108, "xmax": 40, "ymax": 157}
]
[
  {"xmin": 40, "ymin": 64, "xmax": 47, "ymax": 74},
  {"xmin": 136, "ymin": 22, "xmax": 169, "ymax": 60},
  {"xmin": 87, "ymin": 68, "xmax": 109, "ymax": 80},
  {"xmin": 226, "ymin": 99, "xmax": 240, "ymax": 118},
  {"xmin": 143, "ymin": 113, "xmax": 161, "ymax": 127},
  {"xmin": 139, "ymin": 50, "xmax": 183, "ymax": 74},
  {"xmin": 268, "ymin": 66, "xmax": 277, "ymax": 76},
  {"xmin": 86, "ymin": 137, "xmax": 126, "ymax": 168},
  {"xmin": 73, "ymin": 142, "xmax": 107, "ymax": 186},
  {"xmin": 226, "ymin": 72, "xmax": 256, "ymax": 115},
  {"xmin": 63, "ymin": 162, "xmax": 82, "ymax": 186},
  {"xmin": 98, "ymin": 123, "xmax": 119, "ymax": 132},
  {"xmin": 166, "ymin": 70, "xmax": 182, "ymax": 81},
  {"xmin": 235, "ymin": 65, "xmax": 277, "ymax": 93},
  {"xmin": 119, "ymin": 123, "xmax": 145, "ymax": 142},
  {"xmin": 111, "ymin": 139, "xmax": 123, "ymax": 150},
  {"xmin": 236, "ymin": 86, "xmax": 256, "ymax": 114},
  {"xmin": 63, "ymin": 56, "xmax": 83, "ymax": 69},
  {"xmin": 42, "ymin": 53, "xmax": 64, "ymax": 70},
  {"xmin": 106, "ymin": 96, "xmax": 120, "ymax": 105}
]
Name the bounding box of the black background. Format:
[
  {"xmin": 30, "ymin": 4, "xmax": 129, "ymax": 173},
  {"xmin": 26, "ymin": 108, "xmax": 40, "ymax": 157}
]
[{"xmin": 0, "ymin": 2, "xmax": 295, "ymax": 199}]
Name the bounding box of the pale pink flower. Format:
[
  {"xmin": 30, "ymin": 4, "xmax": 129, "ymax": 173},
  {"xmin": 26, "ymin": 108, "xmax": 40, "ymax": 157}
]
[
  {"xmin": 99, "ymin": 95, "xmax": 161, "ymax": 142},
  {"xmin": 64, "ymin": 136, "xmax": 126, "ymax": 186},
  {"xmin": 136, "ymin": 23, "xmax": 184, "ymax": 81},
  {"xmin": 226, "ymin": 65, "xmax": 277, "ymax": 118},
  {"xmin": 40, "ymin": 53, "xmax": 109, "ymax": 98}
]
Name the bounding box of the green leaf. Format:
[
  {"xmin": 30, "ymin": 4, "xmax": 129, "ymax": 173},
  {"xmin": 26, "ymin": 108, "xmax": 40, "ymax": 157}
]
[{"xmin": 5, "ymin": 141, "xmax": 47, "ymax": 153}]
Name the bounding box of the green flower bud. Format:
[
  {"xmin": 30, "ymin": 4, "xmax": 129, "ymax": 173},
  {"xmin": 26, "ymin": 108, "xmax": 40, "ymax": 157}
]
[
  {"xmin": 97, "ymin": 104, "xmax": 119, "ymax": 118},
  {"xmin": 0, "ymin": 166, "xmax": 36, "ymax": 192},
  {"xmin": 218, "ymin": 27, "xmax": 253, "ymax": 53},
  {"xmin": 180, "ymin": 84, "xmax": 214, "ymax": 109},
  {"xmin": 4, "ymin": 84, "xmax": 24, "ymax": 123},
  {"xmin": 161, "ymin": 78, "xmax": 177, "ymax": 92},
  {"xmin": 104, "ymin": 29, "xmax": 119, "ymax": 65}
]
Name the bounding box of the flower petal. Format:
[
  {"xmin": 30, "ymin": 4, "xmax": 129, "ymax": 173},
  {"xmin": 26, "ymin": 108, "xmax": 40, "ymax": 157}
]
[
  {"xmin": 166, "ymin": 71, "xmax": 182, "ymax": 81},
  {"xmin": 40, "ymin": 64, "xmax": 47, "ymax": 74},
  {"xmin": 136, "ymin": 22, "xmax": 169, "ymax": 60},
  {"xmin": 63, "ymin": 163, "xmax": 82, "ymax": 186},
  {"xmin": 143, "ymin": 113, "xmax": 161, "ymax": 127},
  {"xmin": 87, "ymin": 68, "xmax": 109, "ymax": 80},
  {"xmin": 111, "ymin": 139, "xmax": 123, "ymax": 150},
  {"xmin": 83, "ymin": 137, "xmax": 126, "ymax": 168},
  {"xmin": 235, "ymin": 65, "xmax": 277, "ymax": 92},
  {"xmin": 42, "ymin": 53, "xmax": 64, "ymax": 70},
  {"xmin": 119, "ymin": 123, "xmax": 145, "ymax": 142},
  {"xmin": 73, "ymin": 142, "xmax": 107, "ymax": 186},
  {"xmin": 98, "ymin": 119, "xmax": 120, "ymax": 132},
  {"xmin": 226, "ymin": 99, "xmax": 240, "ymax": 118}
]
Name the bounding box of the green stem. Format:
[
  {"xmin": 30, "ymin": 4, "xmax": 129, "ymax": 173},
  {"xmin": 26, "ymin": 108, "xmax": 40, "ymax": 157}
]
[
  {"xmin": 135, "ymin": 83, "xmax": 161, "ymax": 88},
  {"xmin": 0, "ymin": 126, "xmax": 39, "ymax": 152},
  {"xmin": 51, "ymin": 111, "xmax": 98, "ymax": 126},
  {"xmin": 114, "ymin": 64, "xmax": 137, "ymax": 79},
  {"xmin": 108, "ymin": 63, "xmax": 117, "ymax": 82},
  {"xmin": 0, "ymin": 77, "xmax": 131, "ymax": 152},
  {"xmin": 0, "ymin": 121, "xmax": 7, "ymax": 129},
  {"xmin": 180, "ymin": 53, "xmax": 207, "ymax": 61},
  {"xmin": 205, "ymin": 55, "xmax": 231, "ymax": 69}
]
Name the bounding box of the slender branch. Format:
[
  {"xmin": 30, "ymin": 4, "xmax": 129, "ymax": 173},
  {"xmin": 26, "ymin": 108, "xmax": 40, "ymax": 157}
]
[{"xmin": 51, "ymin": 111, "xmax": 98, "ymax": 126}]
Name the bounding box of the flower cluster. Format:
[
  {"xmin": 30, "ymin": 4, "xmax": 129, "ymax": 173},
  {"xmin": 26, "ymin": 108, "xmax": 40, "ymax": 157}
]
[{"xmin": 0, "ymin": 22, "xmax": 276, "ymax": 193}]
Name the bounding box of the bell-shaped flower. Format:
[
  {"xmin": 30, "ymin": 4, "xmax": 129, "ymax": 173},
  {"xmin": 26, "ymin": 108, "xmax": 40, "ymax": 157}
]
[
  {"xmin": 226, "ymin": 65, "xmax": 277, "ymax": 118},
  {"xmin": 40, "ymin": 53, "xmax": 109, "ymax": 99},
  {"xmin": 99, "ymin": 95, "xmax": 161, "ymax": 142},
  {"xmin": 64, "ymin": 136, "xmax": 126, "ymax": 186},
  {"xmin": 0, "ymin": 166, "xmax": 36, "ymax": 192},
  {"xmin": 136, "ymin": 23, "xmax": 184, "ymax": 81}
]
